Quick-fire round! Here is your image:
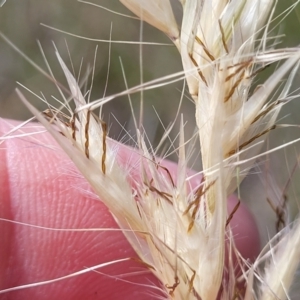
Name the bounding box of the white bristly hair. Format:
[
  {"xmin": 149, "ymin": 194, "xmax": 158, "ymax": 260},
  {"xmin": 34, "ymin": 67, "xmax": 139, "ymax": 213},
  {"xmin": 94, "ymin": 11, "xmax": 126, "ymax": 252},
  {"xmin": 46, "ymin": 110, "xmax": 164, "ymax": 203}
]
[{"xmin": 5, "ymin": 0, "xmax": 300, "ymax": 299}]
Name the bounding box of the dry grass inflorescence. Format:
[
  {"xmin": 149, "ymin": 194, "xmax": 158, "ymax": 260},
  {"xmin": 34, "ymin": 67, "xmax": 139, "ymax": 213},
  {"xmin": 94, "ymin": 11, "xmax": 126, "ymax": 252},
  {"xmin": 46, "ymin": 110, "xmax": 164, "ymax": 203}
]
[{"xmin": 2, "ymin": 1, "xmax": 300, "ymax": 299}]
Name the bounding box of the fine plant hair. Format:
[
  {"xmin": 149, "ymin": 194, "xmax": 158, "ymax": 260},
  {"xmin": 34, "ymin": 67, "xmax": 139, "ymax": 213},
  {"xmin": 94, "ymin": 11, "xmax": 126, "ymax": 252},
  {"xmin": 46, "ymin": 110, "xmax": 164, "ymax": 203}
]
[{"xmin": 2, "ymin": 1, "xmax": 300, "ymax": 299}]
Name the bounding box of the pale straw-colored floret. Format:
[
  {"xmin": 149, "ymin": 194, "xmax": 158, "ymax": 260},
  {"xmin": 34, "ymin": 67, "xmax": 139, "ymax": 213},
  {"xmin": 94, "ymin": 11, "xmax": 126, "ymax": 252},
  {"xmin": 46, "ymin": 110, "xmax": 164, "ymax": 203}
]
[
  {"xmin": 15, "ymin": 0, "xmax": 300, "ymax": 299},
  {"xmin": 116, "ymin": 0, "xmax": 300, "ymax": 299},
  {"xmin": 258, "ymin": 220, "xmax": 300, "ymax": 300}
]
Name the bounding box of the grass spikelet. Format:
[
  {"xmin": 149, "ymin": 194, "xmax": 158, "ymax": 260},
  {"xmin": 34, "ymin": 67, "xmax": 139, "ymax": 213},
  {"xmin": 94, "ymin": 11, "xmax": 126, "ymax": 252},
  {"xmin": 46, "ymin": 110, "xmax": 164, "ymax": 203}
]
[
  {"xmin": 2, "ymin": 0, "xmax": 300, "ymax": 299},
  {"xmin": 117, "ymin": 0, "xmax": 300, "ymax": 298},
  {"xmin": 260, "ymin": 221, "xmax": 300, "ymax": 300}
]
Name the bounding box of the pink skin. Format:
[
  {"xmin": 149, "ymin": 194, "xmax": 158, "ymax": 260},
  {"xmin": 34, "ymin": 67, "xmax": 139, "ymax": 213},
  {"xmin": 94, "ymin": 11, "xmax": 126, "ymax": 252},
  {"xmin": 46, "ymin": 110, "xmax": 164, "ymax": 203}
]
[{"xmin": 0, "ymin": 119, "xmax": 260, "ymax": 300}]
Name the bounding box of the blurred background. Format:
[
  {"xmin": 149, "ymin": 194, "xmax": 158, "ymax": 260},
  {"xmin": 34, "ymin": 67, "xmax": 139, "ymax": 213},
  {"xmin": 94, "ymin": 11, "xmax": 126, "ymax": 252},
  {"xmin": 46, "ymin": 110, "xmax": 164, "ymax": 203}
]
[
  {"xmin": 0, "ymin": 0, "xmax": 187, "ymax": 153},
  {"xmin": 1, "ymin": 0, "xmax": 300, "ymax": 244}
]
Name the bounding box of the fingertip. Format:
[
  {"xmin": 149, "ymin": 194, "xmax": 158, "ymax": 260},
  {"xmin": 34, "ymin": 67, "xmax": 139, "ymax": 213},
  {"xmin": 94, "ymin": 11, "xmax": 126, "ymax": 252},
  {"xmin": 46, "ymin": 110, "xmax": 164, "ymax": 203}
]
[{"xmin": 227, "ymin": 194, "xmax": 260, "ymax": 261}]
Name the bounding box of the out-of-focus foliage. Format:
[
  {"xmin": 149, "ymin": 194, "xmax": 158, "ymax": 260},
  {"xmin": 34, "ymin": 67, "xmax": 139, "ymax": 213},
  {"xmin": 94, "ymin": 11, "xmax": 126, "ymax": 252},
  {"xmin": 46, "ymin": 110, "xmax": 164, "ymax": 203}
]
[
  {"xmin": 0, "ymin": 0, "xmax": 6, "ymax": 8},
  {"xmin": 0, "ymin": 0, "xmax": 185, "ymax": 151}
]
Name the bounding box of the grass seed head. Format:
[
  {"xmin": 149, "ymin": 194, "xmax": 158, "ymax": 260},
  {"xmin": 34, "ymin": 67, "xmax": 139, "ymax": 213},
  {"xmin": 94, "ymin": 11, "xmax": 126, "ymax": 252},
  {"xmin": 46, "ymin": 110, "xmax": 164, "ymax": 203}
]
[{"xmin": 6, "ymin": 0, "xmax": 300, "ymax": 299}]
